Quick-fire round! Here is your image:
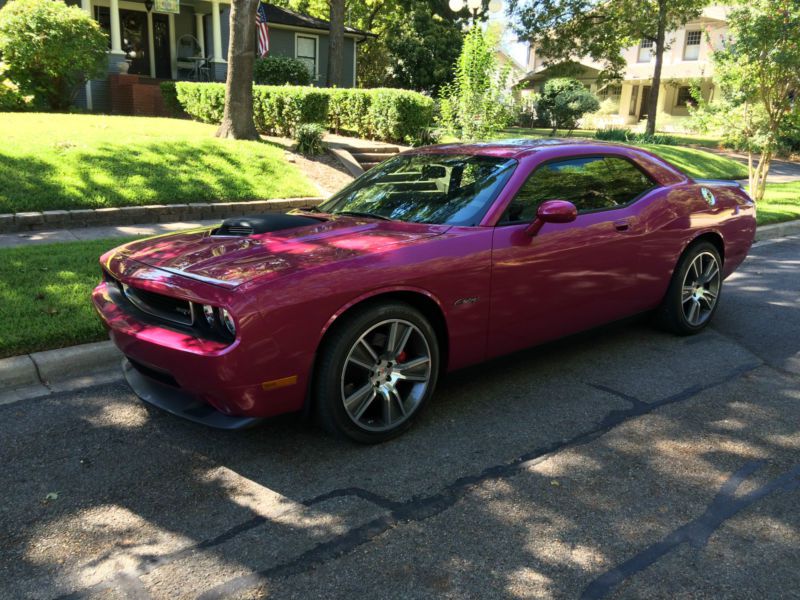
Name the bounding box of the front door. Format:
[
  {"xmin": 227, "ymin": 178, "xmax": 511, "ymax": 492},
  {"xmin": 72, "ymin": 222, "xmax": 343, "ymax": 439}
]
[
  {"xmin": 639, "ymin": 86, "xmax": 652, "ymax": 120},
  {"xmin": 152, "ymin": 14, "xmax": 172, "ymax": 79},
  {"xmin": 120, "ymin": 10, "xmax": 150, "ymax": 76},
  {"xmin": 488, "ymin": 154, "xmax": 658, "ymax": 357}
]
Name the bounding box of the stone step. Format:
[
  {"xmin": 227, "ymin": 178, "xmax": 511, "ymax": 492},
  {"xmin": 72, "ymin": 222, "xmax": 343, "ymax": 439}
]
[{"xmin": 360, "ymin": 162, "xmax": 382, "ymax": 171}]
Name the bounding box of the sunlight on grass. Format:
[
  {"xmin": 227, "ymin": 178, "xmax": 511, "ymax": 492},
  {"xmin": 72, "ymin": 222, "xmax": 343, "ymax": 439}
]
[
  {"xmin": 0, "ymin": 113, "xmax": 318, "ymax": 212},
  {"xmin": 638, "ymin": 145, "xmax": 749, "ymax": 180},
  {"xmin": 0, "ymin": 238, "xmax": 138, "ymax": 358},
  {"xmin": 757, "ymin": 182, "xmax": 800, "ymax": 225}
]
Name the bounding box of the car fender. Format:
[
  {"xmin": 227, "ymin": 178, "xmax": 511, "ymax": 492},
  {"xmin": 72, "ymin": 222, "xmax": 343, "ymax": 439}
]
[{"xmin": 319, "ymin": 285, "xmax": 448, "ymax": 343}]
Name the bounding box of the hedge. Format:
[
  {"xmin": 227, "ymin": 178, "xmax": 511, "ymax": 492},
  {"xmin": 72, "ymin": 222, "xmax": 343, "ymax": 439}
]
[{"xmin": 168, "ymin": 82, "xmax": 435, "ymax": 144}]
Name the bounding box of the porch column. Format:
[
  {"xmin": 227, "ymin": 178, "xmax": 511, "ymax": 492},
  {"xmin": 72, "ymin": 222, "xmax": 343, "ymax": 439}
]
[
  {"xmin": 195, "ymin": 14, "xmax": 206, "ymax": 57},
  {"xmin": 81, "ymin": 0, "xmax": 93, "ymax": 110},
  {"xmin": 109, "ymin": 0, "xmax": 123, "ymax": 54},
  {"xmin": 147, "ymin": 11, "xmax": 156, "ymax": 77},
  {"xmin": 211, "ymin": 0, "xmax": 224, "ymax": 61},
  {"xmin": 169, "ymin": 13, "xmax": 178, "ymax": 79}
]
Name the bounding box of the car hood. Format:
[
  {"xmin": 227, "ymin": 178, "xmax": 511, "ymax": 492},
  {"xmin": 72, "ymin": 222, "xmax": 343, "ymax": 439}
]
[{"xmin": 114, "ymin": 216, "xmax": 449, "ymax": 288}]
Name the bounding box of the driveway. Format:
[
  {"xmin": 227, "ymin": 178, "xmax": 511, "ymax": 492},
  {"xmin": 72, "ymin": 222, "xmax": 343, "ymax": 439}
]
[{"xmin": 1, "ymin": 236, "xmax": 798, "ymax": 600}]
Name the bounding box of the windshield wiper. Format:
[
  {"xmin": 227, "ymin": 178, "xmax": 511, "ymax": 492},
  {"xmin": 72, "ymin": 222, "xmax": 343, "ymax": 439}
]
[{"xmin": 335, "ymin": 210, "xmax": 392, "ymax": 221}]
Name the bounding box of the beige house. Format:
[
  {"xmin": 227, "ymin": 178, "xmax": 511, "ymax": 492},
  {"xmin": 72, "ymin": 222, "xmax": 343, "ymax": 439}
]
[{"xmin": 520, "ymin": 5, "xmax": 732, "ymax": 131}]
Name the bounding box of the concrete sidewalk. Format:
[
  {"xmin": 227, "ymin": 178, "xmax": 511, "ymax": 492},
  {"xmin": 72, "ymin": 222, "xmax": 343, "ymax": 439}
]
[{"xmin": 0, "ymin": 219, "xmax": 221, "ymax": 249}]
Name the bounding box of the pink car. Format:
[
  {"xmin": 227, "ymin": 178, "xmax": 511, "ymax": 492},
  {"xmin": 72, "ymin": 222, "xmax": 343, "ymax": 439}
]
[{"xmin": 93, "ymin": 139, "xmax": 756, "ymax": 442}]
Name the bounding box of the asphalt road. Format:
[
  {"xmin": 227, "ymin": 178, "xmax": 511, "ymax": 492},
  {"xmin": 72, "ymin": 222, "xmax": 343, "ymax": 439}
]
[{"xmin": 2, "ymin": 236, "xmax": 799, "ymax": 600}]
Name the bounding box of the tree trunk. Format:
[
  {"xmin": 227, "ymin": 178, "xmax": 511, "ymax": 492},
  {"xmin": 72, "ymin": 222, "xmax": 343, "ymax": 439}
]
[
  {"xmin": 216, "ymin": 0, "xmax": 260, "ymax": 140},
  {"xmin": 327, "ymin": 0, "xmax": 346, "ymax": 87},
  {"xmin": 645, "ymin": 0, "xmax": 668, "ymax": 136}
]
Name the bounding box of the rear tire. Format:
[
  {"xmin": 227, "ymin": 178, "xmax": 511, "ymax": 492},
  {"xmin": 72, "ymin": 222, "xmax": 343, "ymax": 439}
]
[
  {"xmin": 313, "ymin": 301, "xmax": 440, "ymax": 443},
  {"xmin": 656, "ymin": 241, "xmax": 722, "ymax": 336}
]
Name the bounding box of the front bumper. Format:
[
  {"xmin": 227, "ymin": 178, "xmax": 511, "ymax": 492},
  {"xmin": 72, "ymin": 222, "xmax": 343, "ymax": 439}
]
[
  {"xmin": 93, "ymin": 279, "xmax": 311, "ymax": 421},
  {"xmin": 123, "ymin": 359, "xmax": 262, "ymax": 429}
]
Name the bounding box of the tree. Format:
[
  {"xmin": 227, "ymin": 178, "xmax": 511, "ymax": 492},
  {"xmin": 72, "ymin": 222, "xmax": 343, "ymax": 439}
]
[
  {"xmin": 438, "ymin": 26, "xmax": 513, "ymax": 141},
  {"xmin": 216, "ymin": 0, "xmax": 260, "ymax": 140},
  {"xmin": 273, "ymin": 0, "xmax": 468, "ymax": 94},
  {"xmin": 0, "ymin": 0, "xmax": 107, "ymax": 110},
  {"xmin": 327, "ymin": 0, "xmax": 345, "ymax": 87},
  {"xmin": 509, "ymin": 0, "xmax": 708, "ymax": 135},
  {"xmin": 691, "ymin": 0, "xmax": 800, "ymax": 201},
  {"xmin": 538, "ymin": 78, "xmax": 600, "ymax": 135}
]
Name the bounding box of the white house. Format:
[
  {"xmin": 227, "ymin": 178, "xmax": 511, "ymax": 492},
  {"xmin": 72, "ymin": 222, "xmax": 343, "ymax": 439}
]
[{"xmin": 520, "ymin": 4, "xmax": 733, "ymax": 130}]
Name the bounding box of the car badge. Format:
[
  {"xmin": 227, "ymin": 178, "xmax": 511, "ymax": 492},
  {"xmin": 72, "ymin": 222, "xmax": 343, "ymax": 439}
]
[{"xmin": 701, "ymin": 187, "xmax": 716, "ymax": 206}]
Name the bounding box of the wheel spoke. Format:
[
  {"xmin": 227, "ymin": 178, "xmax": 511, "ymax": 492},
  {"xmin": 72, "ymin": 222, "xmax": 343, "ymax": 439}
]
[
  {"xmin": 359, "ymin": 338, "xmax": 379, "ymax": 362},
  {"xmin": 687, "ymin": 299, "xmax": 700, "ymax": 324},
  {"xmin": 682, "ymin": 286, "xmax": 694, "ymax": 304},
  {"xmin": 380, "ymin": 388, "xmax": 394, "ymax": 426},
  {"xmin": 703, "ymin": 264, "xmax": 719, "ymax": 284},
  {"xmin": 395, "ymin": 356, "xmax": 430, "ymax": 381},
  {"xmin": 390, "ymin": 387, "xmax": 406, "ymax": 416},
  {"xmin": 345, "ymin": 383, "xmax": 376, "ymax": 419},
  {"xmin": 347, "ymin": 355, "xmax": 375, "ymax": 371},
  {"xmin": 690, "ymin": 257, "xmax": 702, "ymax": 281}
]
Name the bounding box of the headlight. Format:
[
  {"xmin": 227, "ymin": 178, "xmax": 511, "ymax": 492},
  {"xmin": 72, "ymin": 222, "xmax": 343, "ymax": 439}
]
[
  {"xmin": 202, "ymin": 304, "xmax": 215, "ymax": 327},
  {"xmin": 221, "ymin": 308, "xmax": 236, "ymax": 336}
]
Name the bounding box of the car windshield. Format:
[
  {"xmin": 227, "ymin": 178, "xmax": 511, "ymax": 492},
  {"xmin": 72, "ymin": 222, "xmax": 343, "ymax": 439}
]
[{"xmin": 319, "ymin": 154, "xmax": 517, "ymax": 226}]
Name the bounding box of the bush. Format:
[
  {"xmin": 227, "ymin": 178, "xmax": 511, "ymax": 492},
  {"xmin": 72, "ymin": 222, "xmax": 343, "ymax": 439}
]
[
  {"xmin": 0, "ymin": 0, "xmax": 107, "ymax": 109},
  {"xmin": 159, "ymin": 81, "xmax": 185, "ymax": 118},
  {"xmin": 173, "ymin": 83, "xmax": 435, "ymax": 144},
  {"xmin": 295, "ymin": 123, "xmax": 326, "ymax": 156},
  {"xmin": 254, "ymin": 56, "xmax": 312, "ymax": 86},
  {"xmin": 594, "ymin": 127, "xmax": 631, "ymax": 142},
  {"xmin": 0, "ymin": 61, "xmax": 32, "ymax": 111},
  {"xmin": 594, "ymin": 127, "xmax": 677, "ymax": 146},
  {"xmin": 538, "ymin": 78, "xmax": 600, "ymax": 135}
]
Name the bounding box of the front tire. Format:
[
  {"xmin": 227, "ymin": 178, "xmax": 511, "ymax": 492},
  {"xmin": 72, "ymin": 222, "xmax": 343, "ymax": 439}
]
[
  {"xmin": 313, "ymin": 302, "xmax": 440, "ymax": 443},
  {"xmin": 657, "ymin": 241, "xmax": 722, "ymax": 335}
]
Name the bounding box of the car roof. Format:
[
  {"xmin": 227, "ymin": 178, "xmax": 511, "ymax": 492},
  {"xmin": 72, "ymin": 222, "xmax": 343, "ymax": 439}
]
[{"xmin": 408, "ymin": 138, "xmax": 631, "ymax": 160}]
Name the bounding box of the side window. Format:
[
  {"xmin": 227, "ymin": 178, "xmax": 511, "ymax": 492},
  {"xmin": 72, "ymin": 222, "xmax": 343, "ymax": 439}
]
[{"xmin": 502, "ymin": 156, "xmax": 655, "ymax": 223}]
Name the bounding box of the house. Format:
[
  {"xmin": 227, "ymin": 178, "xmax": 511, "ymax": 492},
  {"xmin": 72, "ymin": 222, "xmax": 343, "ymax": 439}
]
[
  {"xmin": 0, "ymin": 0, "xmax": 373, "ymax": 113},
  {"xmin": 519, "ymin": 5, "xmax": 732, "ymax": 131}
]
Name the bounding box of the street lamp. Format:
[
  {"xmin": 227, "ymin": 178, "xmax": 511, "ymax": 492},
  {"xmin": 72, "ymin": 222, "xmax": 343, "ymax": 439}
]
[{"xmin": 448, "ymin": 0, "xmax": 502, "ymax": 18}]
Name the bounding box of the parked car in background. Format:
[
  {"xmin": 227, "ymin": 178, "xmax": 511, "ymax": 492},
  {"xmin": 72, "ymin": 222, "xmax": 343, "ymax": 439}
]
[{"xmin": 93, "ymin": 139, "xmax": 756, "ymax": 442}]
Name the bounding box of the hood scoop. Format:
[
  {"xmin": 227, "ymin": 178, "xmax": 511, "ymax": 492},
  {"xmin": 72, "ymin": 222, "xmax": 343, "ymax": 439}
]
[{"xmin": 214, "ymin": 213, "xmax": 323, "ymax": 237}]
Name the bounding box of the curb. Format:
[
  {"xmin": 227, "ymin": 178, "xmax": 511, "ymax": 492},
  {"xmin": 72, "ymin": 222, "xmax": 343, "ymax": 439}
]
[
  {"xmin": 0, "ymin": 341, "xmax": 123, "ymax": 406},
  {"xmin": 0, "ymin": 197, "xmax": 324, "ymax": 234},
  {"xmin": 754, "ymin": 219, "xmax": 800, "ymax": 242}
]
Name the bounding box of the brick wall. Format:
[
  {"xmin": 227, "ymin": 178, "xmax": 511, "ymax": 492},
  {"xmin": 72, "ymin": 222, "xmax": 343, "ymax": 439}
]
[{"xmin": 109, "ymin": 74, "xmax": 170, "ymax": 117}]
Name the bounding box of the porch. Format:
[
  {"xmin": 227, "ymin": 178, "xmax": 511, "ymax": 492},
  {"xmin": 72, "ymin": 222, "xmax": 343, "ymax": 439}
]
[{"xmin": 73, "ymin": 0, "xmax": 230, "ymax": 112}]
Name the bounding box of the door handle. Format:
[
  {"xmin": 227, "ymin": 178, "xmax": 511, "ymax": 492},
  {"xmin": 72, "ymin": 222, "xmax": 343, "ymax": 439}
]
[{"xmin": 614, "ymin": 219, "xmax": 632, "ymax": 232}]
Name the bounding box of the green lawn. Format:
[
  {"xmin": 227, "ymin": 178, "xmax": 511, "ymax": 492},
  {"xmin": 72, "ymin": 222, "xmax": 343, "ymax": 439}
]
[
  {"xmin": 0, "ymin": 113, "xmax": 318, "ymax": 213},
  {"xmin": 758, "ymin": 182, "xmax": 800, "ymax": 225},
  {"xmin": 0, "ymin": 237, "xmax": 136, "ymax": 358},
  {"xmin": 638, "ymin": 144, "xmax": 749, "ymax": 180}
]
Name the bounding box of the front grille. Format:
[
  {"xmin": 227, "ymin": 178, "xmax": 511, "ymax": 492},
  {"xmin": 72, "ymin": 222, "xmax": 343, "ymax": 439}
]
[{"xmin": 122, "ymin": 283, "xmax": 194, "ymax": 326}]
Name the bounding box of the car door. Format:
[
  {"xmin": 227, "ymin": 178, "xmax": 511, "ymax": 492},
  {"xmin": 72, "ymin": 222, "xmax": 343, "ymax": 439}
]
[{"xmin": 488, "ymin": 154, "xmax": 658, "ymax": 358}]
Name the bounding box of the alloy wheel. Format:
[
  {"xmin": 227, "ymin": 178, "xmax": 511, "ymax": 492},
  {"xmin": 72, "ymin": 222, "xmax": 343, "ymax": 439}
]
[
  {"xmin": 340, "ymin": 319, "xmax": 432, "ymax": 432},
  {"xmin": 681, "ymin": 251, "xmax": 721, "ymax": 327}
]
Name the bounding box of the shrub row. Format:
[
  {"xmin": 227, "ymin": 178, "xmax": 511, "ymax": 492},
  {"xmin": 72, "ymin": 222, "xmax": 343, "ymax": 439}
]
[
  {"xmin": 167, "ymin": 82, "xmax": 435, "ymax": 144},
  {"xmin": 595, "ymin": 127, "xmax": 678, "ymax": 146}
]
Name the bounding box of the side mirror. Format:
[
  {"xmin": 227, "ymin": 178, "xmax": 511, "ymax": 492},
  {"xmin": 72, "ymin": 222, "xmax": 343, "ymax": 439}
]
[{"xmin": 525, "ymin": 200, "xmax": 577, "ymax": 236}]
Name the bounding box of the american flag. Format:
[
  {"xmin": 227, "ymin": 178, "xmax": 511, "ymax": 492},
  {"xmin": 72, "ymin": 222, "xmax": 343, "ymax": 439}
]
[{"xmin": 256, "ymin": 2, "xmax": 269, "ymax": 57}]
